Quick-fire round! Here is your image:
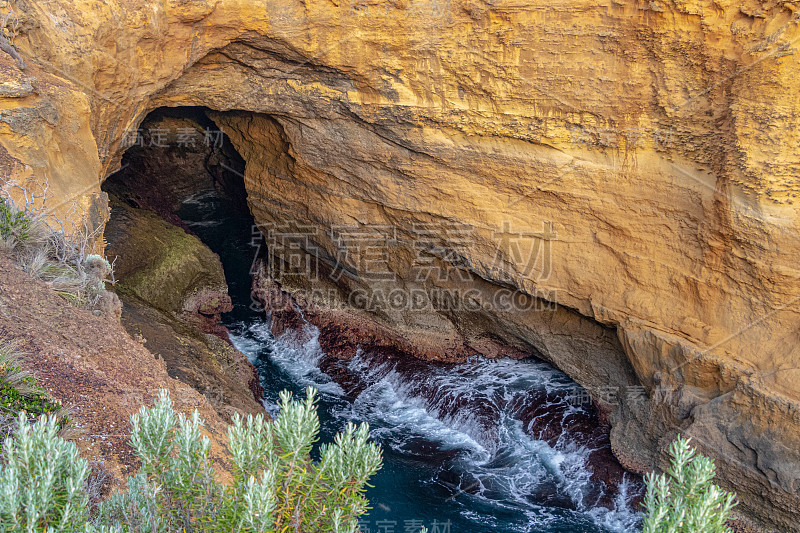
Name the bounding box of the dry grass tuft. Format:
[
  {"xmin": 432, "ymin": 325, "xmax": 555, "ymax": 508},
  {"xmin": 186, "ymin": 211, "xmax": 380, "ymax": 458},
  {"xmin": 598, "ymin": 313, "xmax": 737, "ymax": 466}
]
[{"xmin": 0, "ymin": 198, "xmax": 120, "ymax": 316}]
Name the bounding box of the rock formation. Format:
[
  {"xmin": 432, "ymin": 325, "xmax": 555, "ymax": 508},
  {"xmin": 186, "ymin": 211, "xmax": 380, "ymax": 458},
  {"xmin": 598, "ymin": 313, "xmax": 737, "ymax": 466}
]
[
  {"xmin": 101, "ymin": 111, "xmax": 264, "ymax": 422},
  {"xmin": 1, "ymin": 0, "xmax": 799, "ymax": 529},
  {"xmin": 104, "ymin": 197, "xmax": 265, "ymax": 422}
]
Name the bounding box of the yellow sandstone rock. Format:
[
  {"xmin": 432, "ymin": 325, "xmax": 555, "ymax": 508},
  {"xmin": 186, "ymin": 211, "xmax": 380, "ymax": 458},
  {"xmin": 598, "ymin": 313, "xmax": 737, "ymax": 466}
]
[{"xmin": 0, "ymin": 0, "xmax": 799, "ymax": 529}]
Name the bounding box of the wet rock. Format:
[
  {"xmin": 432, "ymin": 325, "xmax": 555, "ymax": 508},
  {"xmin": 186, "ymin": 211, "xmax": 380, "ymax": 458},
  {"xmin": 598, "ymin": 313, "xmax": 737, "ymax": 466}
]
[
  {"xmin": 259, "ymin": 273, "xmax": 642, "ymax": 510},
  {"xmin": 104, "ymin": 196, "xmax": 232, "ymax": 337},
  {"xmin": 103, "ymin": 196, "xmax": 263, "ymax": 421}
]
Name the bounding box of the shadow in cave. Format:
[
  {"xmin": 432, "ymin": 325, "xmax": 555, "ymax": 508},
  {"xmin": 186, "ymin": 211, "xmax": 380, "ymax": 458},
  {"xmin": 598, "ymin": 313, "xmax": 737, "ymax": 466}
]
[
  {"xmin": 104, "ymin": 106, "xmax": 249, "ymax": 232},
  {"xmin": 102, "ymin": 106, "xmax": 263, "ymax": 321}
]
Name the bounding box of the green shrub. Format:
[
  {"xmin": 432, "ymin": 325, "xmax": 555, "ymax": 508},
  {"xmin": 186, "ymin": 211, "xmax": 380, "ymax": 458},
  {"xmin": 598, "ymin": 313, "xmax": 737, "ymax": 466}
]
[
  {"xmin": 0, "ymin": 340, "xmax": 61, "ymax": 419},
  {"xmin": 0, "ymin": 413, "xmax": 91, "ymax": 532},
  {"xmin": 0, "ymin": 199, "xmax": 29, "ymax": 242},
  {"xmin": 0, "ymin": 385, "xmax": 61, "ymax": 417},
  {"xmin": 643, "ymin": 436, "xmax": 737, "ymax": 533},
  {"xmin": 0, "ymin": 387, "xmax": 384, "ymax": 533}
]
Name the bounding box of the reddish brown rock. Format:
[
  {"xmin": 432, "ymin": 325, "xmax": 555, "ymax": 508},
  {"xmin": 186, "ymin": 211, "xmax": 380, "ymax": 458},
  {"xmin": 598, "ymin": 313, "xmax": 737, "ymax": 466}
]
[{"xmin": 0, "ymin": 252, "xmax": 239, "ymax": 485}]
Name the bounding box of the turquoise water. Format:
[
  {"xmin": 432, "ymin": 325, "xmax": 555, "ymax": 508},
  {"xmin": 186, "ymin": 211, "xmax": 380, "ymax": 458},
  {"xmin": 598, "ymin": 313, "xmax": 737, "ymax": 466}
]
[{"xmin": 176, "ymin": 189, "xmax": 643, "ymax": 533}]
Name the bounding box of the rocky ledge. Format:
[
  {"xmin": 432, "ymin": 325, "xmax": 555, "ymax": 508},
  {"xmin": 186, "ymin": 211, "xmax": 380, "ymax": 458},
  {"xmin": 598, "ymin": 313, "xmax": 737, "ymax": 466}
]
[{"xmin": 104, "ymin": 196, "xmax": 264, "ymax": 423}]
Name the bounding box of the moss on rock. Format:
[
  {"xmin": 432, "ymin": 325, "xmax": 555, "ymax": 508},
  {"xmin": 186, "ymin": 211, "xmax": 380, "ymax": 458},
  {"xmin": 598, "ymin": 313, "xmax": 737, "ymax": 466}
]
[{"xmin": 104, "ymin": 196, "xmax": 231, "ymax": 317}]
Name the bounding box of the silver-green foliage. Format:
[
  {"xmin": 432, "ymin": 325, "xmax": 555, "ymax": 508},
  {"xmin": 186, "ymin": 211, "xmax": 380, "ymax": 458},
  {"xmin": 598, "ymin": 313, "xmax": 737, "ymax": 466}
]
[
  {"xmin": 0, "ymin": 387, "xmax": 383, "ymax": 533},
  {"xmin": 643, "ymin": 436, "xmax": 737, "ymax": 533},
  {"xmin": 0, "ymin": 413, "xmax": 90, "ymax": 532}
]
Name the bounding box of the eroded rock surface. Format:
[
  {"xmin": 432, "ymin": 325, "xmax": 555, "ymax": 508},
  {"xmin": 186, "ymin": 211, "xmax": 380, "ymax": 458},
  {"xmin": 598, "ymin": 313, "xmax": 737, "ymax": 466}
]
[
  {"xmin": 105, "ymin": 198, "xmax": 233, "ymax": 332},
  {"xmin": 104, "ymin": 197, "xmax": 264, "ymax": 422},
  {"xmin": 1, "ymin": 0, "xmax": 799, "ymax": 529}
]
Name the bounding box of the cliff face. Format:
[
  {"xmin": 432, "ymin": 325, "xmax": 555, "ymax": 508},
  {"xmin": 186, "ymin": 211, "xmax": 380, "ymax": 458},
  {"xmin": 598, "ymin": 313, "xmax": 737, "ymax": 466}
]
[{"xmin": 1, "ymin": 0, "xmax": 799, "ymax": 529}]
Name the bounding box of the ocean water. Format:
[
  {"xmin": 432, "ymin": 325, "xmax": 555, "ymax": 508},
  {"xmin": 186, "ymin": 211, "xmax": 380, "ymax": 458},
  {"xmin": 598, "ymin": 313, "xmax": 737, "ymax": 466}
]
[{"xmin": 177, "ymin": 186, "xmax": 643, "ymax": 533}]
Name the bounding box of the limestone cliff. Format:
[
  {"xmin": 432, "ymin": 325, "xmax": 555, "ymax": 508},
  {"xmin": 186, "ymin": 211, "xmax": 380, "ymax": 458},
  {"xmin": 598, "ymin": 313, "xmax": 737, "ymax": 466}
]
[{"xmin": 1, "ymin": 0, "xmax": 799, "ymax": 529}]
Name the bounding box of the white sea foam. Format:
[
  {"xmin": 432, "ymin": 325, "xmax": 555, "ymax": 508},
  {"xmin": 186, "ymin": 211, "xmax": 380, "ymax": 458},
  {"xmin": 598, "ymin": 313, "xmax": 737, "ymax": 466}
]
[{"xmin": 230, "ymin": 319, "xmax": 643, "ymax": 532}]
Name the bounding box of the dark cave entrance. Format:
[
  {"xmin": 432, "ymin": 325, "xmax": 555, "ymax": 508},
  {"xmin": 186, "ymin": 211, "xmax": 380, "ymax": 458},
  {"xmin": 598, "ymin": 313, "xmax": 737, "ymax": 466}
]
[
  {"xmin": 103, "ymin": 106, "xmax": 250, "ymax": 231},
  {"xmin": 101, "ymin": 105, "xmax": 266, "ymax": 327},
  {"xmin": 100, "ymin": 106, "xmax": 268, "ymax": 420}
]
